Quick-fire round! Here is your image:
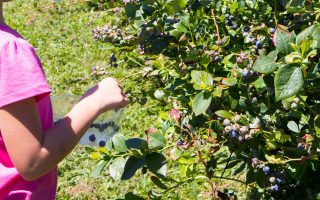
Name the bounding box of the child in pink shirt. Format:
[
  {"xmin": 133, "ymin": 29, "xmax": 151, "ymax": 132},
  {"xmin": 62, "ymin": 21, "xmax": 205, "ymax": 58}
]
[{"xmin": 0, "ymin": 1, "xmax": 129, "ymax": 199}]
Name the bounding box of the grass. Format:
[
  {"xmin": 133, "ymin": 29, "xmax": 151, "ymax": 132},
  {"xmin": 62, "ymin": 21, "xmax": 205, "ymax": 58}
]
[{"xmin": 4, "ymin": 1, "xmax": 258, "ymax": 199}]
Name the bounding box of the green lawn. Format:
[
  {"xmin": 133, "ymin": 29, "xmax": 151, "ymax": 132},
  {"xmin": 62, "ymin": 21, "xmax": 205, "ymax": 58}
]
[{"xmin": 4, "ymin": 1, "xmax": 256, "ymax": 199}]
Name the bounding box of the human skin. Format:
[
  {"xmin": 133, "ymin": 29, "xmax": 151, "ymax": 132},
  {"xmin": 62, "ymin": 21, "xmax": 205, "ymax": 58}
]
[{"xmin": 0, "ymin": 2, "xmax": 129, "ymax": 181}]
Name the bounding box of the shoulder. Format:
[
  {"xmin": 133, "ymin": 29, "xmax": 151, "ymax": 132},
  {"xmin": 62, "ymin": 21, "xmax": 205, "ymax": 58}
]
[{"xmin": 0, "ymin": 27, "xmax": 34, "ymax": 53}]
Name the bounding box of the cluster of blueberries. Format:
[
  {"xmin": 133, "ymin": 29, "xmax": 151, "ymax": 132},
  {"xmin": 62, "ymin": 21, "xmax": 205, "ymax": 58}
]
[
  {"xmin": 225, "ymin": 13, "xmax": 239, "ymax": 30},
  {"xmin": 222, "ymin": 115, "xmax": 258, "ymax": 142},
  {"xmin": 92, "ymin": 25, "xmax": 134, "ymax": 45},
  {"xmin": 138, "ymin": 28, "xmax": 165, "ymax": 54},
  {"xmin": 252, "ymin": 158, "xmax": 284, "ymax": 192},
  {"xmin": 208, "ymin": 50, "xmax": 221, "ymax": 62},
  {"xmin": 87, "ymin": 120, "xmax": 120, "ymax": 147}
]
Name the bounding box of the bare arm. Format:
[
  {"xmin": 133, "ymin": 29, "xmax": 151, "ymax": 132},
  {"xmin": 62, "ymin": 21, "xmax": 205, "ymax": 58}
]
[{"xmin": 0, "ymin": 78, "xmax": 128, "ymax": 181}]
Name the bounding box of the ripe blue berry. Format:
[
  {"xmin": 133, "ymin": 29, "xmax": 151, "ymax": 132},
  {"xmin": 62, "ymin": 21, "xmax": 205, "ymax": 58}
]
[
  {"xmin": 270, "ymin": 184, "xmax": 279, "ymax": 191},
  {"xmin": 263, "ymin": 166, "xmax": 270, "ymax": 174},
  {"xmin": 243, "ymin": 26, "xmax": 250, "ymax": 32},
  {"xmin": 177, "ymin": 139, "xmax": 183, "ymax": 145},
  {"xmin": 232, "ymin": 24, "xmax": 238, "ymax": 30},
  {"xmin": 227, "ymin": 20, "xmax": 233, "ymax": 26},
  {"xmin": 110, "ymin": 54, "xmax": 117, "ymax": 63},
  {"xmin": 256, "ymin": 40, "xmax": 262, "ymax": 49},
  {"xmin": 231, "ymin": 130, "xmax": 238, "ymax": 138},
  {"xmin": 297, "ymin": 143, "xmax": 304, "ymax": 150},
  {"xmin": 269, "ymin": 28, "xmax": 275, "ymax": 34},
  {"xmin": 242, "ymin": 69, "xmax": 249, "ymax": 79},
  {"xmin": 224, "ymin": 14, "xmax": 230, "ymax": 19},
  {"xmin": 89, "ymin": 134, "xmax": 96, "ymax": 142},
  {"xmin": 228, "ymin": 15, "xmax": 235, "ymax": 21},
  {"xmin": 214, "ymin": 56, "xmax": 221, "ymax": 62},
  {"xmin": 99, "ymin": 140, "xmax": 106, "ymax": 147},
  {"xmin": 276, "ymin": 177, "xmax": 283, "ymax": 184},
  {"xmin": 251, "ymin": 97, "xmax": 258, "ymax": 105}
]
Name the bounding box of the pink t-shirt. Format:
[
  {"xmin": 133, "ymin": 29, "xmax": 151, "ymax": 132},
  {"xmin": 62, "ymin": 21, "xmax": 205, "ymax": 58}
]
[{"xmin": 0, "ymin": 25, "xmax": 57, "ymax": 200}]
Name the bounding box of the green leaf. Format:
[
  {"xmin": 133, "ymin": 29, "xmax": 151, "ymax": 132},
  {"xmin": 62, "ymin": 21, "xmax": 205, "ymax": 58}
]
[
  {"xmin": 268, "ymin": 50, "xmax": 278, "ymax": 61},
  {"xmin": 122, "ymin": 156, "xmax": 146, "ymax": 180},
  {"xmin": 125, "ymin": 138, "xmax": 148, "ymax": 151},
  {"xmin": 253, "ymin": 55, "xmax": 278, "ymax": 74},
  {"xmin": 222, "ymin": 77, "xmax": 237, "ymax": 86},
  {"xmin": 230, "ymin": 2, "xmax": 239, "ymax": 14},
  {"xmin": 314, "ymin": 116, "xmax": 320, "ymax": 136},
  {"xmin": 146, "ymin": 153, "xmax": 167, "ymax": 178},
  {"xmin": 275, "ymin": 64, "xmax": 304, "ymax": 101},
  {"xmin": 112, "ymin": 134, "xmax": 128, "ymax": 153},
  {"xmin": 296, "ymin": 25, "xmax": 317, "ymax": 45},
  {"xmin": 174, "ymin": 22, "xmax": 188, "ymax": 33},
  {"xmin": 192, "ymin": 91, "xmax": 212, "ymax": 116},
  {"xmin": 148, "ymin": 133, "xmax": 166, "ymax": 149},
  {"xmin": 265, "ymin": 154, "xmax": 284, "ymax": 164},
  {"xmin": 191, "ymin": 180, "xmax": 198, "ymax": 200},
  {"xmin": 191, "ymin": 70, "xmax": 213, "ymax": 89},
  {"xmin": 91, "ymin": 160, "xmax": 109, "ymax": 178},
  {"xmin": 275, "ymin": 29, "xmax": 294, "ymax": 55},
  {"xmin": 287, "ymin": 121, "xmax": 300, "ymax": 133},
  {"xmin": 109, "ymin": 157, "xmax": 128, "ymax": 181},
  {"xmin": 215, "ymin": 110, "xmax": 233, "ymax": 119},
  {"xmin": 125, "ymin": 3, "xmax": 139, "ymax": 18},
  {"xmin": 286, "ymin": 0, "xmax": 306, "ymax": 13}
]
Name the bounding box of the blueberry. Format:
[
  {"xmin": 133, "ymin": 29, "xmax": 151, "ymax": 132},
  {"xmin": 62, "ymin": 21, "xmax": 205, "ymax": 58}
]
[
  {"xmin": 243, "ymin": 26, "xmax": 250, "ymax": 32},
  {"xmin": 226, "ymin": 20, "xmax": 233, "ymax": 26},
  {"xmin": 177, "ymin": 139, "xmax": 183, "ymax": 145},
  {"xmin": 269, "ymin": 28, "xmax": 275, "ymax": 34},
  {"xmin": 89, "ymin": 134, "xmax": 96, "ymax": 142},
  {"xmin": 270, "ymin": 184, "xmax": 279, "ymax": 191},
  {"xmin": 110, "ymin": 54, "xmax": 117, "ymax": 63},
  {"xmin": 99, "ymin": 140, "xmax": 106, "ymax": 147},
  {"xmin": 297, "ymin": 143, "xmax": 304, "ymax": 150},
  {"xmin": 231, "ymin": 130, "xmax": 238, "ymax": 138},
  {"xmin": 242, "ymin": 69, "xmax": 249, "ymax": 79},
  {"xmin": 214, "ymin": 56, "xmax": 221, "ymax": 62},
  {"xmin": 238, "ymin": 136, "xmax": 244, "ymax": 142},
  {"xmin": 112, "ymin": 63, "xmax": 118, "ymax": 68},
  {"xmin": 251, "ymin": 97, "xmax": 258, "ymax": 105},
  {"xmin": 225, "ymin": 14, "xmax": 230, "ymax": 19},
  {"xmin": 228, "ymin": 15, "xmax": 235, "ymax": 21},
  {"xmin": 256, "ymin": 40, "xmax": 262, "ymax": 49},
  {"xmin": 232, "ymin": 24, "xmax": 238, "ymax": 30},
  {"xmin": 263, "ymin": 166, "xmax": 270, "ymax": 174},
  {"xmin": 276, "ymin": 177, "xmax": 283, "ymax": 184}
]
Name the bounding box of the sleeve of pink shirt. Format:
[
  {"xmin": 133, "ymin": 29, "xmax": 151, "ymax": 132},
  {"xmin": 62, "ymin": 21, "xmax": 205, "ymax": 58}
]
[{"xmin": 0, "ymin": 38, "xmax": 51, "ymax": 108}]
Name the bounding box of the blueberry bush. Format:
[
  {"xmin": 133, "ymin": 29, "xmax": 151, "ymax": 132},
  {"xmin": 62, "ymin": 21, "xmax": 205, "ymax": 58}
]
[{"xmin": 87, "ymin": 0, "xmax": 320, "ymax": 199}]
